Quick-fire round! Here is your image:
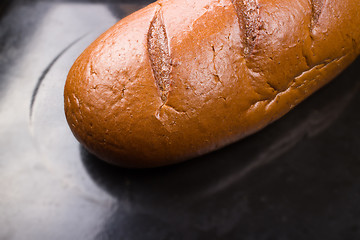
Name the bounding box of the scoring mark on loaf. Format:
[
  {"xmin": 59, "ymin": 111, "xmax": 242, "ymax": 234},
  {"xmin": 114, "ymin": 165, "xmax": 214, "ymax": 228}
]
[
  {"xmin": 310, "ymin": 0, "xmax": 324, "ymax": 28},
  {"xmin": 230, "ymin": 0, "xmax": 263, "ymax": 55},
  {"xmin": 147, "ymin": 8, "xmax": 172, "ymax": 103},
  {"xmin": 304, "ymin": 0, "xmax": 325, "ymax": 67}
]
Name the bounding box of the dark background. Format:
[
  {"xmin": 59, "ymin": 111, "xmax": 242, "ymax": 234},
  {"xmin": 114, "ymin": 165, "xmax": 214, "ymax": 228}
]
[{"xmin": 0, "ymin": 0, "xmax": 359, "ymax": 239}]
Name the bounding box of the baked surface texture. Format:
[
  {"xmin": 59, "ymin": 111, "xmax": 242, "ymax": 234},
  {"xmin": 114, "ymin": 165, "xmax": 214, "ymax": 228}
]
[{"xmin": 64, "ymin": 0, "xmax": 360, "ymax": 168}]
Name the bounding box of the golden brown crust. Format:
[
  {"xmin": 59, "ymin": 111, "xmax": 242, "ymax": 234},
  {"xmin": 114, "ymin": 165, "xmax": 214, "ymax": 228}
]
[{"xmin": 64, "ymin": 0, "xmax": 360, "ymax": 168}]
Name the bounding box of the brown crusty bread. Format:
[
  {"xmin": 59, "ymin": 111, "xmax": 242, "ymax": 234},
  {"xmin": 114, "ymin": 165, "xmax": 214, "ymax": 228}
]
[{"xmin": 64, "ymin": 0, "xmax": 360, "ymax": 168}]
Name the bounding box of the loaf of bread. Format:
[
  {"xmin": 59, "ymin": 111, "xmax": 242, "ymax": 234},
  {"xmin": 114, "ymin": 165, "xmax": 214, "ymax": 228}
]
[{"xmin": 64, "ymin": 0, "xmax": 360, "ymax": 168}]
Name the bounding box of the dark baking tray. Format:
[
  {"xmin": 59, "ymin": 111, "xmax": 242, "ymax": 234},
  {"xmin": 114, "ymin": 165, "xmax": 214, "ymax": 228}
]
[{"xmin": 1, "ymin": 1, "xmax": 359, "ymax": 239}]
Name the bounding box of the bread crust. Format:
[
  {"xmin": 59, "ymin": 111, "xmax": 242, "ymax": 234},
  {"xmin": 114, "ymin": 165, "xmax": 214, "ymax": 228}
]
[{"xmin": 64, "ymin": 0, "xmax": 360, "ymax": 167}]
